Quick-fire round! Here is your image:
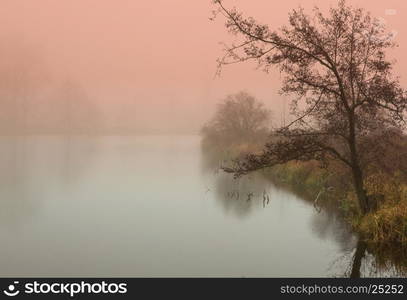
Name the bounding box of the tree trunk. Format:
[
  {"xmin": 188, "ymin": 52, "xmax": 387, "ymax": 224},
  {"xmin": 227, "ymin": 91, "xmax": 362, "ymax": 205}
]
[
  {"xmin": 351, "ymin": 165, "xmax": 369, "ymax": 215},
  {"xmin": 348, "ymin": 113, "xmax": 369, "ymax": 215}
]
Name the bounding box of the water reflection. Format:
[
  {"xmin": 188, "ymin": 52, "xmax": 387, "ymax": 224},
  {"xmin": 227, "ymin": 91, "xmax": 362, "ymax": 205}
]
[
  {"xmin": 0, "ymin": 136, "xmax": 34, "ymax": 228},
  {"xmin": 201, "ymin": 147, "xmax": 407, "ymax": 277},
  {"xmin": 58, "ymin": 136, "xmax": 101, "ymax": 184},
  {"xmin": 0, "ymin": 136, "xmax": 100, "ymax": 227},
  {"xmin": 211, "ymin": 172, "xmax": 273, "ymax": 217},
  {"xmin": 0, "ymin": 135, "xmax": 404, "ymax": 277},
  {"xmin": 350, "ymin": 240, "xmax": 367, "ymax": 278}
]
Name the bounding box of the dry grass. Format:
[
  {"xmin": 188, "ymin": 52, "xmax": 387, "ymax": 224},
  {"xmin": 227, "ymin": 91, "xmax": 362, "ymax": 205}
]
[
  {"xmin": 266, "ymin": 161, "xmax": 407, "ymax": 244},
  {"xmin": 359, "ymin": 196, "xmax": 407, "ymax": 244},
  {"xmin": 357, "ymin": 172, "xmax": 407, "ymax": 244}
]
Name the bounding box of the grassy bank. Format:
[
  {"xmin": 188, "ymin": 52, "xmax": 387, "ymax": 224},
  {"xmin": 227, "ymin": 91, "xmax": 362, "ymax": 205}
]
[{"xmin": 264, "ymin": 161, "xmax": 407, "ymax": 245}]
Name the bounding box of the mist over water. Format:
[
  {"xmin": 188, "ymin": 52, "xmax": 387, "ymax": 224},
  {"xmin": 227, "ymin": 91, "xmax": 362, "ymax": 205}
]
[
  {"xmin": 0, "ymin": 1, "xmax": 406, "ymax": 277},
  {"xmin": 0, "ymin": 135, "xmax": 355, "ymax": 276},
  {"xmin": 0, "ymin": 135, "xmax": 402, "ymax": 277}
]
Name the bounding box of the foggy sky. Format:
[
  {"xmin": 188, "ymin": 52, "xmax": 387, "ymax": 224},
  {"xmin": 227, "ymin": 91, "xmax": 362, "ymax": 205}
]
[{"xmin": 1, "ymin": 0, "xmax": 406, "ymax": 134}]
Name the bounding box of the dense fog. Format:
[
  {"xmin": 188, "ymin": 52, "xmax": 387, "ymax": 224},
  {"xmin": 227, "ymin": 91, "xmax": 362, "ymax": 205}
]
[{"xmin": 0, "ymin": 0, "xmax": 405, "ymax": 134}]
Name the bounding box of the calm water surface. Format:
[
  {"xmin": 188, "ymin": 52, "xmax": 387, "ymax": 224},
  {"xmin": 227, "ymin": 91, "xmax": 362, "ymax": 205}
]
[{"xmin": 0, "ymin": 135, "xmax": 360, "ymax": 276}]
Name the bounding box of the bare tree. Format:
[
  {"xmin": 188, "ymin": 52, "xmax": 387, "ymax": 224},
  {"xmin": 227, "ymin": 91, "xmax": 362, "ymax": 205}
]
[
  {"xmin": 201, "ymin": 91, "xmax": 271, "ymax": 145},
  {"xmin": 213, "ymin": 0, "xmax": 406, "ymax": 214}
]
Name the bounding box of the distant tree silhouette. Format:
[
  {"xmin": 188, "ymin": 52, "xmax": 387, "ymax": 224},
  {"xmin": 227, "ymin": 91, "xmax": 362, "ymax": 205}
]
[{"xmin": 201, "ymin": 91, "xmax": 271, "ymax": 145}]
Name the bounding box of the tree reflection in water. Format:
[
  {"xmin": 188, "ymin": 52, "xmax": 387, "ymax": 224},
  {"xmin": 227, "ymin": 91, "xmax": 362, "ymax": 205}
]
[
  {"xmin": 350, "ymin": 239, "xmax": 367, "ymax": 278},
  {"xmin": 201, "ymin": 151, "xmax": 407, "ymax": 277}
]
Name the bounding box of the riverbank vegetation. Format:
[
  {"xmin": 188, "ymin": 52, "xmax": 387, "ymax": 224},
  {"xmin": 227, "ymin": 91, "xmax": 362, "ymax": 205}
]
[
  {"xmin": 205, "ymin": 0, "xmax": 407, "ymax": 249},
  {"xmin": 203, "ymin": 116, "xmax": 407, "ymax": 246}
]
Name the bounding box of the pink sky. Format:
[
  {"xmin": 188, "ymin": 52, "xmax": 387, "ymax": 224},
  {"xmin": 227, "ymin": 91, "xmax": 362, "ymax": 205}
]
[{"xmin": 1, "ymin": 0, "xmax": 406, "ymax": 133}]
